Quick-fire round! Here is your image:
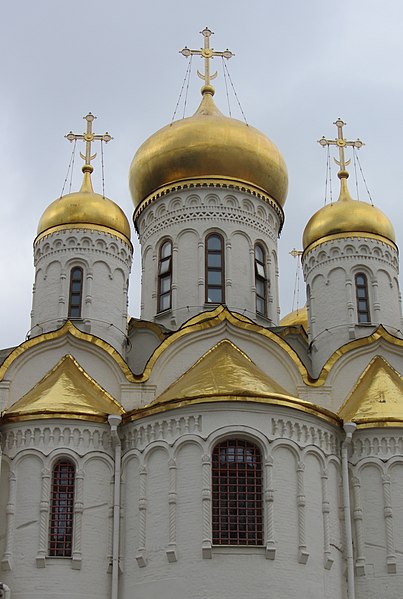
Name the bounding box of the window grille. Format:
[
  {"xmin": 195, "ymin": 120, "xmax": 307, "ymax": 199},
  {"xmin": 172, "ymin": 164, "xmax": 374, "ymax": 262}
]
[
  {"xmin": 205, "ymin": 233, "xmax": 225, "ymax": 304},
  {"xmin": 212, "ymin": 439, "xmax": 263, "ymax": 545},
  {"xmin": 158, "ymin": 240, "xmax": 173, "ymax": 312},
  {"xmin": 355, "ymin": 273, "xmax": 370, "ymax": 323},
  {"xmin": 49, "ymin": 459, "xmax": 75, "ymax": 557},
  {"xmin": 68, "ymin": 267, "xmax": 83, "ymax": 318}
]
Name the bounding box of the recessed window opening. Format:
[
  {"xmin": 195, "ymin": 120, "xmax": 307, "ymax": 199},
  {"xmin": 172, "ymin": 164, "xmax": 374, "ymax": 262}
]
[
  {"xmin": 49, "ymin": 459, "xmax": 75, "ymax": 557},
  {"xmin": 206, "ymin": 233, "xmax": 225, "ymax": 304},
  {"xmin": 68, "ymin": 267, "xmax": 83, "ymax": 318},
  {"xmin": 355, "ymin": 273, "xmax": 371, "ymax": 323},
  {"xmin": 255, "ymin": 244, "xmax": 267, "ymax": 315},
  {"xmin": 212, "ymin": 439, "xmax": 263, "ymax": 545},
  {"xmin": 158, "ymin": 240, "xmax": 172, "ymax": 312}
]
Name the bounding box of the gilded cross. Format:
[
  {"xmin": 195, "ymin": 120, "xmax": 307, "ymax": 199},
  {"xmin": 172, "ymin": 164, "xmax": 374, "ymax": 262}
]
[
  {"xmin": 318, "ymin": 118, "xmax": 364, "ymax": 173},
  {"xmin": 65, "ymin": 113, "xmax": 112, "ymax": 171},
  {"xmin": 180, "ymin": 27, "xmax": 234, "ymax": 87}
]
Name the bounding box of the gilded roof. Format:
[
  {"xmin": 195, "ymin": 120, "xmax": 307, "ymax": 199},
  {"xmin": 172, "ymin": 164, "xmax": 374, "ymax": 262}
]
[
  {"xmin": 280, "ymin": 306, "xmax": 308, "ymax": 332},
  {"xmin": 2, "ymin": 354, "xmax": 124, "ymax": 422},
  {"xmin": 129, "ymin": 91, "xmax": 288, "ymax": 211},
  {"xmin": 339, "ymin": 356, "xmax": 403, "ymax": 427}
]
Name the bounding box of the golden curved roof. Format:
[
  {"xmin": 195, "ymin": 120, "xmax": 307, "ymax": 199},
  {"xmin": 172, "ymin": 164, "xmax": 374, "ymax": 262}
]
[
  {"xmin": 129, "ymin": 89, "xmax": 288, "ymax": 211},
  {"xmin": 280, "ymin": 306, "xmax": 308, "ymax": 331},
  {"xmin": 303, "ymin": 174, "xmax": 395, "ymax": 251},
  {"xmin": 37, "ymin": 169, "xmax": 131, "ymax": 241}
]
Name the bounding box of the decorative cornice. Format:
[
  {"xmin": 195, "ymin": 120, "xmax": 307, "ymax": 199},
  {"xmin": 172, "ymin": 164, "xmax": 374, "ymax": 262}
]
[
  {"xmin": 35, "ymin": 223, "xmax": 132, "ymax": 250},
  {"xmin": 302, "ymin": 231, "xmax": 398, "ymax": 258}
]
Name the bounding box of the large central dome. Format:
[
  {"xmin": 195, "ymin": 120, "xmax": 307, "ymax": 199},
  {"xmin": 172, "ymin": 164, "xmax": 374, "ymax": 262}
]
[{"xmin": 129, "ymin": 89, "xmax": 288, "ymax": 210}]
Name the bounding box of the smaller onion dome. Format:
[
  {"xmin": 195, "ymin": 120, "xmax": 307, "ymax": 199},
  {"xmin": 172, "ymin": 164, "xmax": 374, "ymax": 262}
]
[
  {"xmin": 303, "ymin": 172, "xmax": 395, "ymax": 251},
  {"xmin": 129, "ymin": 88, "xmax": 288, "ymax": 211},
  {"xmin": 37, "ymin": 166, "xmax": 131, "ymax": 241},
  {"xmin": 280, "ymin": 305, "xmax": 308, "ymax": 331}
]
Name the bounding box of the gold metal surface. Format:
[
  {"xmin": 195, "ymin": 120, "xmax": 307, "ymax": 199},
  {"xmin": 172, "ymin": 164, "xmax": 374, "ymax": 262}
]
[
  {"xmin": 179, "ymin": 27, "xmax": 234, "ymax": 90},
  {"xmin": 318, "ymin": 118, "xmax": 364, "ymax": 174},
  {"xmin": 129, "ymin": 91, "xmax": 288, "ymax": 210},
  {"xmin": 302, "ymin": 231, "xmax": 397, "ymax": 258},
  {"xmin": 37, "ymin": 171, "xmax": 131, "ymax": 240},
  {"xmin": 339, "ymin": 356, "xmax": 403, "ymax": 427},
  {"xmin": 280, "ymin": 306, "xmax": 308, "ymax": 332},
  {"xmin": 65, "ymin": 112, "xmax": 112, "ymax": 172},
  {"xmin": 303, "ymin": 178, "xmax": 395, "ymax": 250},
  {"xmin": 154, "ymin": 339, "xmax": 290, "ymax": 404},
  {"xmin": 2, "ymin": 354, "xmax": 124, "ymax": 422},
  {"xmin": 125, "ymin": 339, "xmax": 340, "ymax": 426},
  {"xmin": 0, "ymin": 320, "xmax": 137, "ymax": 384}
]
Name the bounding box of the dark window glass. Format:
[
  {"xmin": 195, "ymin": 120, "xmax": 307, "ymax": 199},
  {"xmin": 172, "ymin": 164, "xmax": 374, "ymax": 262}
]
[
  {"xmin": 212, "ymin": 439, "xmax": 263, "ymax": 545},
  {"xmin": 355, "ymin": 273, "xmax": 370, "ymax": 323},
  {"xmin": 68, "ymin": 267, "xmax": 83, "ymax": 318},
  {"xmin": 49, "ymin": 460, "xmax": 75, "ymax": 557},
  {"xmin": 205, "ymin": 233, "xmax": 225, "ymax": 304},
  {"xmin": 255, "ymin": 244, "xmax": 267, "ymax": 316},
  {"xmin": 158, "ymin": 240, "xmax": 172, "ymax": 312}
]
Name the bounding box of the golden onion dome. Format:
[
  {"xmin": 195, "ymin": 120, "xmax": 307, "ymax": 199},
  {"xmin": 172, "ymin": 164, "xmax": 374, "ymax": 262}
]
[
  {"xmin": 303, "ymin": 173, "xmax": 395, "ymax": 251},
  {"xmin": 280, "ymin": 305, "xmax": 308, "ymax": 331},
  {"xmin": 37, "ymin": 167, "xmax": 131, "ymax": 241},
  {"xmin": 129, "ymin": 88, "xmax": 288, "ymax": 211}
]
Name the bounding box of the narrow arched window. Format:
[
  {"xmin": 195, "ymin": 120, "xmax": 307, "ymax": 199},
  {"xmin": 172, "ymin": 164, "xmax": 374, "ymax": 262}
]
[
  {"xmin": 255, "ymin": 244, "xmax": 267, "ymax": 315},
  {"xmin": 68, "ymin": 267, "xmax": 83, "ymax": 318},
  {"xmin": 158, "ymin": 240, "xmax": 172, "ymax": 312},
  {"xmin": 212, "ymin": 439, "xmax": 263, "ymax": 545},
  {"xmin": 49, "ymin": 459, "xmax": 75, "ymax": 557},
  {"xmin": 355, "ymin": 273, "xmax": 370, "ymax": 323},
  {"xmin": 206, "ymin": 233, "xmax": 225, "ymax": 304}
]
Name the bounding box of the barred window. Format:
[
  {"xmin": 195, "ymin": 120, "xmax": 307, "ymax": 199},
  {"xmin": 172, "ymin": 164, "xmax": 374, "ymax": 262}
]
[
  {"xmin": 68, "ymin": 267, "xmax": 83, "ymax": 318},
  {"xmin": 212, "ymin": 439, "xmax": 263, "ymax": 545},
  {"xmin": 355, "ymin": 273, "xmax": 370, "ymax": 323},
  {"xmin": 49, "ymin": 459, "xmax": 75, "ymax": 557},
  {"xmin": 205, "ymin": 233, "xmax": 225, "ymax": 304},
  {"xmin": 158, "ymin": 240, "xmax": 172, "ymax": 312},
  {"xmin": 255, "ymin": 244, "xmax": 267, "ymax": 315}
]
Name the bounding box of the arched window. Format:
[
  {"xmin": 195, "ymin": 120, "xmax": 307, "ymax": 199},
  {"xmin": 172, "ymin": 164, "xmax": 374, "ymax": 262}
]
[
  {"xmin": 355, "ymin": 273, "xmax": 370, "ymax": 323},
  {"xmin": 68, "ymin": 267, "xmax": 83, "ymax": 318},
  {"xmin": 158, "ymin": 240, "xmax": 172, "ymax": 312},
  {"xmin": 255, "ymin": 244, "xmax": 267, "ymax": 315},
  {"xmin": 205, "ymin": 233, "xmax": 225, "ymax": 304},
  {"xmin": 212, "ymin": 439, "xmax": 263, "ymax": 545},
  {"xmin": 49, "ymin": 459, "xmax": 75, "ymax": 557}
]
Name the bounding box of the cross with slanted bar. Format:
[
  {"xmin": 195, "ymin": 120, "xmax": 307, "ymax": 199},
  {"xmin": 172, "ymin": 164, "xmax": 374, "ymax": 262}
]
[
  {"xmin": 180, "ymin": 27, "xmax": 234, "ymax": 87},
  {"xmin": 318, "ymin": 118, "xmax": 364, "ymax": 173},
  {"xmin": 65, "ymin": 113, "xmax": 112, "ymax": 170}
]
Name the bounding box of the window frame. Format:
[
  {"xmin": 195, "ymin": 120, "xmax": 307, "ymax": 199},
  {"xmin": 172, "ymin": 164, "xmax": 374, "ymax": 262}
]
[
  {"xmin": 254, "ymin": 243, "xmax": 267, "ymax": 316},
  {"xmin": 355, "ymin": 272, "xmax": 371, "ymax": 323},
  {"xmin": 212, "ymin": 438, "xmax": 263, "ymax": 546},
  {"xmin": 48, "ymin": 459, "xmax": 75, "ymax": 558},
  {"xmin": 68, "ymin": 266, "xmax": 84, "ymax": 319},
  {"xmin": 157, "ymin": 239, "xmax": 173, "ymax": 313},
  {"xmin": 205, "ymin": 233, "xmax": 225, "ymax": 305}
]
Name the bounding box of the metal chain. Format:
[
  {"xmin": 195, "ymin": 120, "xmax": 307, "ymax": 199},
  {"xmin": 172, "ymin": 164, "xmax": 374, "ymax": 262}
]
[
  {"xmin": 171, "ymin": 56, "xmax": 192, "ymax": 123},
  {"xmin": 352, "ymin": 146, "xmax": 360, "ymax": 200},
  {"xmin": 222, "ymin": 56, "xmax": 232, "ymax": 117},
  {"xmin": 60, "ymin": 139, "xmax": 77, "ymax": 198},
  {"xmin": 354, "ymin": 148, "xmax": 373, "ymax": 204},
  {"xmin": 101, "ymin": 139, "xmax": 105, "ymax": 198},
  {"xmin": 222, "ymin": 60, "xmax": 248, "ymax": 124},
  {"xmin": 328, "ymin": 145, "xmax": 333, "ymax": 204}
]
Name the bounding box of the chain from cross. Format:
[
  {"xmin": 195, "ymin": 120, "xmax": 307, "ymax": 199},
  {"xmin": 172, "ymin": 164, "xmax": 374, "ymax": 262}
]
[
  {"xmin": 318, "ymin": 118, "xmax": 364, "ymax": 173},
  {"xmin": 65, "ymin": 113, "xmax": 112, "ymax": 170},
  {"xmin": 180, "ymin": 27, "xmax": 234, "ymax": 87}
]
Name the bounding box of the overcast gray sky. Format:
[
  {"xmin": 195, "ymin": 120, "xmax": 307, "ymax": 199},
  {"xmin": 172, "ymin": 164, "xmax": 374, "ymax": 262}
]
[{"xmin": 1, "ymin": 0, "xmax": 402, "ymax": 349}]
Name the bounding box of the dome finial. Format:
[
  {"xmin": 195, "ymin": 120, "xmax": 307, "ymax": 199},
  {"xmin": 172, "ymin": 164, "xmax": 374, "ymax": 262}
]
[
  {"xmin": 179, "ymin": 27, "xmax": 234, "ymax": 96},
  {"xmin": 318, "ymin": 118, "xmax": 364, "ymax": 201},
  {"xmin": 65, "ymin": 112, "xmax": 113, "ymax": 181}
]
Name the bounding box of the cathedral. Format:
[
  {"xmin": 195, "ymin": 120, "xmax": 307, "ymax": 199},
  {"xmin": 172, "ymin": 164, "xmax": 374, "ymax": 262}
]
[{"xmin": 1, "ymin": 28, "xmax": 403, "ymax": 599}]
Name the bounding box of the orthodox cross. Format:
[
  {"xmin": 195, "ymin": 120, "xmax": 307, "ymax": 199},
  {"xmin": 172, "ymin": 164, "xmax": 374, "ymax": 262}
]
[
  {"xmin": 65, "ymin": 113, "xmax": 112, "ymax": 170},
  {"xmin": 180, "ymin": 27, "xmax": 234, "ymax": 87},
  {"xmin": 318, "ymin": 118, "xmax": 364, "ymax": 172}
]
